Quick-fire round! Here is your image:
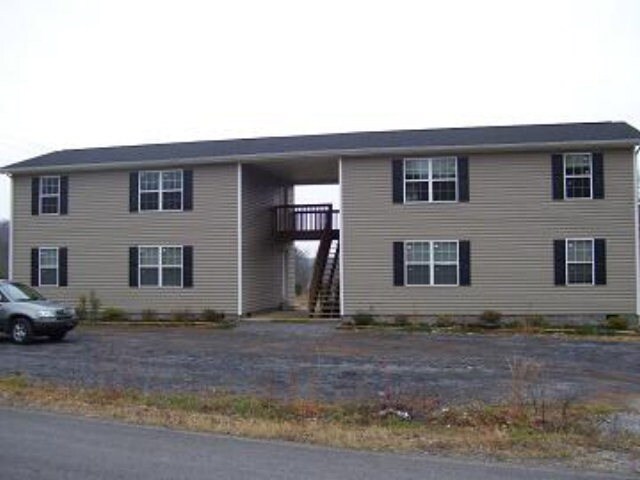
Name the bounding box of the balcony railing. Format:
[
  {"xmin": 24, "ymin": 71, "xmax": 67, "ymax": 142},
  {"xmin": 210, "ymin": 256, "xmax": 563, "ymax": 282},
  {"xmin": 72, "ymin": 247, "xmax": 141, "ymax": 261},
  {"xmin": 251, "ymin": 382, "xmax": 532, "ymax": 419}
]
[{"xmin": 273, "ymin": 204, "xmax": 340, "ymax": 240}]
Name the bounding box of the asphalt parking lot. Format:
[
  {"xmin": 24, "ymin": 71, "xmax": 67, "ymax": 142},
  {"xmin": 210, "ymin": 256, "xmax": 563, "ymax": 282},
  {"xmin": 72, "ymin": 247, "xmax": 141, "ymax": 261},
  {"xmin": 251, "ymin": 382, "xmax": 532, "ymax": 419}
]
[{"xmin": 1, "ymin": 322, "xmax": 639, "ymax": 403}]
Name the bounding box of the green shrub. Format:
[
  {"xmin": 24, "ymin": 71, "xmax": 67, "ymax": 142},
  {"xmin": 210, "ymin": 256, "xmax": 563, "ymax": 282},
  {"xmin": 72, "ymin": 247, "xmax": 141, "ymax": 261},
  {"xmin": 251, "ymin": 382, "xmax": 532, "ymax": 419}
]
[
  {"xmin": 171, "ymin": 310, "xmax": 193, "ymax": 322},
  {"xmin": 352, "ymin": 311, "xmax": 375, "ymax": 326},
  {"xmin": 88, "ymin": 291, "xmax": 101, "ymax": 322},
  {"xmin": 524, "ymin": 314, "xmax": 548, "ymax": 329},
  {"xmin": 480, "ymin": 310, "xmax": 502, "ymax": 325},
  {"xmin": 100, "ymin": 307, "xmax": 128, "ymax": 322},
  {"xmin": 201, "ymin": 309, "xmax": 226, "ymax": 323},
  {"xmin": 435, "ymin": 314, "xmax": 455, "ymax": 328},
  {"xmin": 604, "ymin": 316, "xmax": 629, "ymax": 331},
  {"xmin": 393, "ymin": 315, "xmax": 410, "ymax": 327},
  {"xmin": 76, "ymin": 295, "xmax": 88, "ymax": 322},
  {"xmin": 141, "ymin": 309, "xmax": 158, "ymax": 322}
]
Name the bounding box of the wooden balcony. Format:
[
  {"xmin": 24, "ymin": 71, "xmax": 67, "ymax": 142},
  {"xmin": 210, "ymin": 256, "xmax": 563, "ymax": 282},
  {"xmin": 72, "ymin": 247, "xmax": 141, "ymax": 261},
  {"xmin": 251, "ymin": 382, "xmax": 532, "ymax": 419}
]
[{"xmin": 273, "ymin": 204, "xmax": 340, "ymax": 241}]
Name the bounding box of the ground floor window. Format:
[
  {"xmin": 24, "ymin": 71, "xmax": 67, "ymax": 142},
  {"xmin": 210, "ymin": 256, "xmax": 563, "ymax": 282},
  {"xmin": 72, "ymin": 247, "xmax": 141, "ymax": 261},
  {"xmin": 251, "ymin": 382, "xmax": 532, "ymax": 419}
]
[
  {"xmin": 405, "ymin": 240, "xmax": 458, "ymax": 286},
  {"xmin": 39, "ymin": 247, "xmax": 59, "ymax": 286},
  {"xmin": 139, "ymin": 246, "xmax": 183, "ymax": 287},
  {"xmin": 566, "ymin": 239, "xmax": 594, "ymax": 285}
]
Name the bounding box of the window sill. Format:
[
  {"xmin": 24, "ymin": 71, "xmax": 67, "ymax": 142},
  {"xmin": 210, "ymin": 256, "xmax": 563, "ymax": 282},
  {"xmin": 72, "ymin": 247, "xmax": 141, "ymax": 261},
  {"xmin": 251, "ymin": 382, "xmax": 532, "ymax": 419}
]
[
  {"xmin": 136, "ymin": 209, "xmax": 186, "ymax": 214},
  {"xmin": 402, "ymin": 201, "xmax": 459, "ymax": 205}
]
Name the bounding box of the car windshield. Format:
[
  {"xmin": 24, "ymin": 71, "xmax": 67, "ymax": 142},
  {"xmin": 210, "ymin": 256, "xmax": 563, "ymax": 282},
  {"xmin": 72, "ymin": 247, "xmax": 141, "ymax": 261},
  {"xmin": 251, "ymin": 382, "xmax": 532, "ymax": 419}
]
[{"xmin": 3, "ymin": 282, "xmax": 46, "ymax": 302}]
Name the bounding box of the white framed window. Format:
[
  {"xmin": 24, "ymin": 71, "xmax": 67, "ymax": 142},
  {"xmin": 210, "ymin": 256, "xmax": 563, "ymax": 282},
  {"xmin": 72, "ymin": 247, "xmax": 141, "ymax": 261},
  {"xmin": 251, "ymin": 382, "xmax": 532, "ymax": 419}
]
[
  {"xmin": 404, "ymin": 157, "xmax": 457, "ymax": 203},
  {"xmin": 566, "ymin": 239, "xmax": 594, "ymax": 285},
  {"xmin": 564, "ymin": 153, "xmax": 592, "ymax": 199},
  {"xmin": 139, "ymin": 246, "xmax": 183, "ymax": 287},
  {"xmin": 405, "ymin": 240, "xmax": 459, "ymax": 286},
  {"xmin": 139, "ymin": 170, "xmax": 183, "ymax": 211},
  {"xmin": 39, "ymin": 247, "xmax": 59, "ymax": 286},
  {"xmin": 40, "ymin": 176, "xmax": 60, "ymax": 214}
]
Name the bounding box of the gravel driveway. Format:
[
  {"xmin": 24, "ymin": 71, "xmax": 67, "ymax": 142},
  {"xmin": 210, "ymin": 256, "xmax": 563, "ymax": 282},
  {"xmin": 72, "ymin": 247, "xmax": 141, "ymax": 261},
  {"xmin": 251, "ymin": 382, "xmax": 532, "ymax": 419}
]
[{"xmin": 1, "ymin": 322, "xmax": 639, "ymax": 404}]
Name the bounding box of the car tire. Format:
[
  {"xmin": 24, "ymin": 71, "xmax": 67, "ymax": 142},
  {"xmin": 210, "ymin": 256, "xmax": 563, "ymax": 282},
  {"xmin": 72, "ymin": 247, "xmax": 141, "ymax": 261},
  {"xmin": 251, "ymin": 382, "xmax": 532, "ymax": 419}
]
[
  {"xmin": 48, "ymin": 332, "xmax": 67, "ymax": 342},
  {"xmin": 11, "ymin": 317, "xmax": 33, "ymax": 344}
]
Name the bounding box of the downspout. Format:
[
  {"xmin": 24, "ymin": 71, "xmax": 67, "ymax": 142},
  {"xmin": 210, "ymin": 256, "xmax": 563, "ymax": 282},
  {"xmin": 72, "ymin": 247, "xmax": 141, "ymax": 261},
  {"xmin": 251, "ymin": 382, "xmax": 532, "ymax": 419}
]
[
  {"xmin": 237, "ymin": 162, "xmax": 243, "ymax": 317},
  {"xmin": 338, "ymin": 157, "xmax": 345, "ymax": 317},
  {"xmin": 634, "ymin": 146, "xmax": 640, "ymax": 317},
  {"xmin": 8, "ymin": 174, "xmax": 13, "ymax": 280}
]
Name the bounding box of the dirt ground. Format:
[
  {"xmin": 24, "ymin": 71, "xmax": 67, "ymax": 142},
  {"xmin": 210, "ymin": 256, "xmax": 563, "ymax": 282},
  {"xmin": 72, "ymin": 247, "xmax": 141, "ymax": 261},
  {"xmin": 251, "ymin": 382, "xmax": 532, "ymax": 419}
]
[{"xmin": 1, "ymin": 322, "xmax": 639, "ymax": 404}]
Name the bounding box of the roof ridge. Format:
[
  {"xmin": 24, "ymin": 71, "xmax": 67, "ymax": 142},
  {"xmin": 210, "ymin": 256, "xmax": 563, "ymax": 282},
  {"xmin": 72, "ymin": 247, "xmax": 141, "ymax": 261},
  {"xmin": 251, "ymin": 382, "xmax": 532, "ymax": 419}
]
[
  {"xmin": 3, "ymin": 121, "xmax": 638, "ymax": 172},
  {"xmin": 24, "ymin": 120, "xmax": 629, "ymax": 155}
]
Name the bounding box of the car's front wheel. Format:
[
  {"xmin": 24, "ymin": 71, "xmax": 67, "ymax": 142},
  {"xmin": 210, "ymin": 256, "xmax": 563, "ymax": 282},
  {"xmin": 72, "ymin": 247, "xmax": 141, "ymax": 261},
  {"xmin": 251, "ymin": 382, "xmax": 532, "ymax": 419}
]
[{"xmin": 11, "ymin": 317, "xmax": 33, "ymax": 344}]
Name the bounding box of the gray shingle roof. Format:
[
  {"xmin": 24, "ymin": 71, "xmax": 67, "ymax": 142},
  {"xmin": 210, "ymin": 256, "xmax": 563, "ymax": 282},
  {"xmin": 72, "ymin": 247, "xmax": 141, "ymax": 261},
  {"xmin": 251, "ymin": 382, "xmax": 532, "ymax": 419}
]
[{"xmin": 3, "ymin": 121, "xmax": 640, "ymax": 172}]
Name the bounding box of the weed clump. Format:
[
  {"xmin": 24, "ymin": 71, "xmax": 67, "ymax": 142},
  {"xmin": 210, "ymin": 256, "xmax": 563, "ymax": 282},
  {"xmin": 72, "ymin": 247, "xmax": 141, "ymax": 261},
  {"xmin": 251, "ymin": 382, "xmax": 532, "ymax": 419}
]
[
  {"xmin": 435, "ymin": 314, "xmax": 455, "ymax": 328},
  {"xmin": 100, "ymin": 307, "xmax": 128, "ymax": 322},
  {"xmin": 352, "ymin": 311, "xmax": 375, "ymax": 326},
  {"xmin": 141, "ymin": 309, "xmax": 158, "ymax": 322},
  {"xmin": 201, "ymin": 309, "xmax": 226, "ymax": 323},
  {"xmin": 480, "ymin": 310, "xmax": 502, "ymax": 327},
  {"xmin": 604, "ymin": 316, "xmax": 629, "ymax": 331}
]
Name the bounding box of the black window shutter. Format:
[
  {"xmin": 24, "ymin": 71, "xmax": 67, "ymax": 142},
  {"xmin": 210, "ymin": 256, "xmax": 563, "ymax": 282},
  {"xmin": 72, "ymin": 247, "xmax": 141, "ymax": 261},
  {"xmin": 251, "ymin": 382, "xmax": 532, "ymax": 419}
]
[
  {"xmin": 60, "ymin": 176, "xmax": 69, "ymax": 215},
  {"xmin": 594, "ymin": 238, "xmax": 606, "ymax": 285},
  {"xmin": 31, "ymin": 248, "xmax": 39, "ymax": 286},
  {"xmin": 459, "ymin": 240, "xmax": 471, "ymax": 286},
  {"xmin": 392, "ymin": 159, "xmax": 404, "ymax": 204},
  {"xmin": 393, "ymin": 242, "xmax": 404, "ymax": 286},
  {"xmin": 183, "ymin": 245, "xmax": 194, "ymax": 288},
  {"xmin": 183, "ymin": 170, "xmax": 193, "ymax": 211},
  {"xmin": 31, "ymin": 177, "xmax": 40, "ymax": 215},
  {"xmin": 554, "ymin": 240, "xmax": 566, "ymax": 286},
  {"xmin": 59, "ymin": 247, "xmax": 68, "ymax": 287},
  {"xmin": 129, "ymin": 247, "xmax": 139, "ymax": 287},
  {"xmin": 457, "ymin": 157, "xmax": 469, "ymax": 202},
  {"xmin": 592, "ymin": 153, "xmax": 604, "ymax": 199},
  {"xmin": 129, "ymin": 172, "xmax": 139, "ymax": 212},
  {"xmin": 551, "ymin": 154, "xmax": 564, "ymax": 200}
]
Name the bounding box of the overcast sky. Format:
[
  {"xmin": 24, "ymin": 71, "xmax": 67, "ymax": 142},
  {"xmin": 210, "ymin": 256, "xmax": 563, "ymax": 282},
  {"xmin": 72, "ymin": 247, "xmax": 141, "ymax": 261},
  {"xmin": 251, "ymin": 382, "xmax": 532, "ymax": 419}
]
[{"xmin": 1, "ymin": 0, "xmax": 639, "ymax": 221}]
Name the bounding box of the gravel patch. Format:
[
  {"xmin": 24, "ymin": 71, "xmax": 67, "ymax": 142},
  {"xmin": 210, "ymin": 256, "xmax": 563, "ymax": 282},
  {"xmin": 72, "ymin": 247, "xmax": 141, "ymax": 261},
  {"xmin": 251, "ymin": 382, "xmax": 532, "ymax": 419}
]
[{"xmin": 1, "ymin": 323, "xmax": 639, "ymax": 403}]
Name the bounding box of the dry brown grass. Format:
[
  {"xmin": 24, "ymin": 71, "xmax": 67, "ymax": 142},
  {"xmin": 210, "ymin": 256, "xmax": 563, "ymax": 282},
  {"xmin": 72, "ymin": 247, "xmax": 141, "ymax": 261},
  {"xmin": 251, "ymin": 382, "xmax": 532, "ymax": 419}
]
[{"xmin": 0, "ymin": 374, "xmax": 638, "ymax": 472}]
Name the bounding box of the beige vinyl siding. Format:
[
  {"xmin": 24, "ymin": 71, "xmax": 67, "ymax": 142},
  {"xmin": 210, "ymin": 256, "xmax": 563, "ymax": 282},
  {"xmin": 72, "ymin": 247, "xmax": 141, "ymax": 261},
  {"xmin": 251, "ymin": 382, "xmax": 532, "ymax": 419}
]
[
  {"xmin": 12, "ymin": 163, "xmax": 238, "ymax": 314},
  {"xmin": 342, "ymin": 149, "xmax": 637, "ymax": 315},
  {"xmin": 241, "ymin": 165, "xmax": 291, "ymax": 313}
]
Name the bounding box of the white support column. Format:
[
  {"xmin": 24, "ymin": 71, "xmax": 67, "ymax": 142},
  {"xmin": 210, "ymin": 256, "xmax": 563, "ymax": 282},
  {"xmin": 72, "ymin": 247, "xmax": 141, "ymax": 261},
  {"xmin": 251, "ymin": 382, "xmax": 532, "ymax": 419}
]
[
  {"xmin": 237, "ymin": 162, "xmax": 243, "ymax": 317},
  {"xmin": 338, "ymin": 157, "xmax": 345, "ymax": 317}
]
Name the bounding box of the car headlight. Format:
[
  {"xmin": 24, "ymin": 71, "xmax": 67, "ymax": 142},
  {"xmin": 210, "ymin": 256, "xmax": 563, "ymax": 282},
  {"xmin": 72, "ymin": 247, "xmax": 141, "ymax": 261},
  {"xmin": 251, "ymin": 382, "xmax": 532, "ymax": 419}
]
[{"xmin": 38, "ymin": 310, "xmax": 56, "ymax": 318}]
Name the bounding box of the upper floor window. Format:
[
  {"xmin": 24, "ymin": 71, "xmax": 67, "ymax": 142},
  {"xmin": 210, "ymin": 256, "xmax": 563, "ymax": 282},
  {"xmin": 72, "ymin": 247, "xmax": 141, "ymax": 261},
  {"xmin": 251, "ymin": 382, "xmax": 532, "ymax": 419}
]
[
  {"xmin": 564, "ymin": 153, "xmax": 592, "ymax": 199},
  {"xmin": 404, "ymin": 157, "xmax": 457, "ymax": 203},
  {"xmin": 139, "ymin": 170, "xmax": 183, "ymax": 211},
  {"xmin": 40, "ymin": 176, "xmax": 60, "ymax": 214},
  {"xmin": 405, "ymin": 240, "xmax": 459, "ymax": 286},
  {"xmin": 39, "ymin": 247, "xmax": 59, "ymax": 286}
]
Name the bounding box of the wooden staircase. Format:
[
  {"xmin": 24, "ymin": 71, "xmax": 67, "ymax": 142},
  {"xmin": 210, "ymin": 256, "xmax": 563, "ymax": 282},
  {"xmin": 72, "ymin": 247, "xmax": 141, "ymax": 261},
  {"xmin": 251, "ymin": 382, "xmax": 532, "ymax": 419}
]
[
  {"xmin": 308, "ymin": 235, "xmax": 340, "ymax": 318},
  {"xmin": 273, "ymin": 203, "xmax": 340, "ymax": 318}
]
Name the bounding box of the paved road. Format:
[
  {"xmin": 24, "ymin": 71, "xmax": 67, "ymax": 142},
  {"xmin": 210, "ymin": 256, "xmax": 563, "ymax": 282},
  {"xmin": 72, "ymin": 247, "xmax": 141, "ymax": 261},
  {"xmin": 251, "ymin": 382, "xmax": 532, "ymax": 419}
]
[
  {"xmin": 0, "ymin": 408, "xmax": 633, "ymax": 480},
  {"xmin": 1, "ymin": 323, "xmax": 639, "ymax": 403}
]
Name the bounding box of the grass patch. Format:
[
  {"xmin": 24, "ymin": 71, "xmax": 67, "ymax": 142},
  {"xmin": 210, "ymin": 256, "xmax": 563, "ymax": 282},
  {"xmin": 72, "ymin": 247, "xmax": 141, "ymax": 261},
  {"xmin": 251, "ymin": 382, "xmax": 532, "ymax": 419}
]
[{"xmin": 0, "ymin": 374, "xmax": 636, "ymax": 471}]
